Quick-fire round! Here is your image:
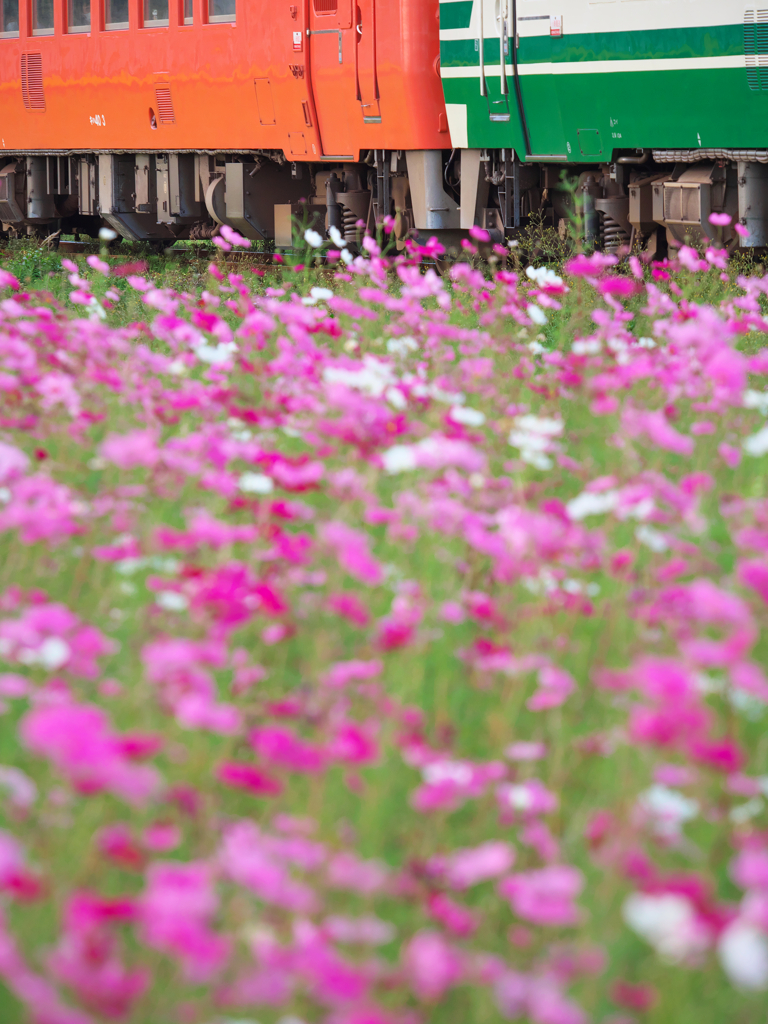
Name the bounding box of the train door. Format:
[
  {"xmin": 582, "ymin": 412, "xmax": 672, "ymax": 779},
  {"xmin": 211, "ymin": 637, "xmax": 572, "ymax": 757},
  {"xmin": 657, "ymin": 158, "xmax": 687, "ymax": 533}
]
[
  {"xmin": 477, "ymin": 0, "xmax": 513, "ymax": 123},
  {"xmin": 511, "ymin": 0, "xmax": 568, "ymax": 158},
  {"xmin": 356, "ymin": 0, "xmax": 380, "ymax": 122},
  {"xmin": 308, "ymin": 0, "xmax": 356, "ymax": 157}
]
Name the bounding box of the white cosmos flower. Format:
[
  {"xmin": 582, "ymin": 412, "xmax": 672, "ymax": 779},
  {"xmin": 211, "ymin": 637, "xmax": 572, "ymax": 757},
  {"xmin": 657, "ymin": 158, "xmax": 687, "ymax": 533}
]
[
  {"xmin": 428, "ymin": 384, "xmax": 465, "ymax": 405},
  {"xmin": 504, "ymin": 784, "xmax": 534, "ymax": 810},
  {"xmin": 620, "ymin": 497, "xmax": 655, "ymax": 521},
  {"xmin": 194, "ymin": 341, "xmax": 238, "ymax": 365},
  {"xmin": 17, "ymin": 637, "xmax": 71, "ymax": 671},
  {"xmin": 718, "ymin": 921, "xmax": 768, "ymax": 991},
  {"xmin": 729, "ymin": 798, "xmax": 764, "ymax": 824},
  {"xmin": 304, "ymin": 228, "xmax": 324, "ymax": 248},
  {"xmin": 0, "ymin": 766, "xmax": 37, "ymax": 809},
  {"xmin": 566, "ymin": 490, "xmax": 619, "ymax": 521},
  {"xmin": 450, "ymin": 405, "xmax": 486, "ymax": 427},
  {"xmin": 323, "ymin": 356, "xmax": 396, "ymax": 398},
  {"xmin": 572, "ymin": 338, "xmax": 601, "ymax": 355},
  {"xmin": 508, "ymin": 414, "xmax": 563, "ymax": 471},
  {"xmin": 516, "ymin": 415, "xmax": 563, "ymax": 437},
  {"xmin": 743, "ymin": 389, "xmax": 768, "ymax": 415},
  {"xmin": 385, "ymin": 387, "xmax": 407, "ymax": 410},
  {"xmin": 526, "ymin": 266, "xmax": 563, "ymax": 287},
  {"xmin": 381, "ymin": 445, "xmax": 418, "ymax": 474},
  {"xmin": 302, "ymin": 286, "xmax": 334, "ymax": 306},
  {"xmin": 623, "ymin": 892, "xmax": 709, "ymax": 962},
  {"xmin": 387, "ymin": 336, "xmax": 418, "ymax": 356},
  {"xmin": 238, "ymin": 472, "xmax": 274, "ymax": 495},
  {"xmin": 156, "ymin": 591, "xmax": 188, "ymax": 612},
  {"xmin": 635, "ymin": 524, "xmax": 669, "ymax": 553},
  {"xmin": 744, "ymin": 424, "xmax": 768, "ymax": 457},
  {"xmin": 422, "ymin": 761, "xmax": 473, "ymax": 785},
  {"xmin": 637, "ymin": 784, "xmax": 699, "ymax": 837},
  {"xmin": 526, "ymin": 304, "xmax": 548, "ymax": 326},
  {"xmin": 328, "ymin": 225, "xmax": 347, "ymax": 249}
]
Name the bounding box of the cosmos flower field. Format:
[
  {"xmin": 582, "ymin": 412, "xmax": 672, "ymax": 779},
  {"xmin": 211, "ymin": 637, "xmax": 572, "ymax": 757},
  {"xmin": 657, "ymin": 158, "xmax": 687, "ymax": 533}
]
[{"xmin": 0, "ymin": 226, "xmax": 768, "ymax": 1024}]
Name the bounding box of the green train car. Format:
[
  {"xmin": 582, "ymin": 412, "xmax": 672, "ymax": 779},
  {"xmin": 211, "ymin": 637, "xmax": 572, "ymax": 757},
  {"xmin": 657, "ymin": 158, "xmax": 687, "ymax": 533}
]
[{"xmin": 437, "ymin": 0, "xmax": 768, "ymax": 252}]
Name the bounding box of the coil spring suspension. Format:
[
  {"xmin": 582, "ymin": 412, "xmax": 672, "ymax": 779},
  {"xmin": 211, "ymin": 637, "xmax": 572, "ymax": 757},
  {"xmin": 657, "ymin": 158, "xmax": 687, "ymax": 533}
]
[
  {"xmin": 342, "ymin": 207, "xmax": 358, "ymax": 246},
  {"xmin": 601, "ymin": 213, "xmax": 630, "ymax": 254}
]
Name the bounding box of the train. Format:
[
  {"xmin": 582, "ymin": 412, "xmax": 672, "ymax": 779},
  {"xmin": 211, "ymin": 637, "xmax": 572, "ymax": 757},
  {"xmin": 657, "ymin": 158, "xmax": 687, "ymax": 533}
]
[{"xmin": 0, "ymin": 1, "xmax": 764, "ymax": 254}]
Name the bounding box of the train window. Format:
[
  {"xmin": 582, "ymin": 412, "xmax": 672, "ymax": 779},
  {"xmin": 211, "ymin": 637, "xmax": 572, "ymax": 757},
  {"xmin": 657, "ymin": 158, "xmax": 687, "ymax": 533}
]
[
  {"xmin": 144, "ymin": 0, "xmax": 169, "ymax": 25},
  {"xmin": 0, "ymin": 0, "xmax": 20, "ymax": 37},
  {"xmin": 32, "ymin": 0, "xmax": 54, "ymax": 33},
  {"xmin": 183, "ymin": 0, "xmax": 192, "ymax": 23},
  {"xmin": 208, "ymin": 0, "xmax": 235, "ymax": 23},
  {"xmin": 68, "ymin": 0, "xmax": 90, "ymax": 32},
  {"xmin": 105, "ymin": 0, "xmax": 129, "ymax": 28}
]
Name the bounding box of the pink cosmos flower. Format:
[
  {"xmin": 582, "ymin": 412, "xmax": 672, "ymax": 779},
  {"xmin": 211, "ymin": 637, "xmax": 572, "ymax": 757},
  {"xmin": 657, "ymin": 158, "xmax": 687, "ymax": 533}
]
[
  {"xmin": 0, "ymin": 442, "xmax": 29, "ymax": 485},
  {"xmin": 730, "ymin": 661, "xmax": 768, "ymax": 703},
  {"xmin": 320, "ymin": 521, "xmax": 384, "ymax": 586},
  {"xmin": 731, "ymin": 846, "xmax": 768, "ymax": 891},
  {"xmin": 430, "ymin": 841, "xmax": 515, "ymax": 889},
  {"xmin": 86, "ymin": 254, "xmax": 111, "ymax": 276},
  {"xmin": 497, "ymin": 779, "xmax": 558, "ymax": 821},
  {"xmin": 427, "ymin": 893, "xmax": 478, "ymax": 937},
  {"xmin": 678, "ymin": 246, "xmax": 709, "ymax": 273},
  {"xmin": 48, "ymin": 891, "xmax": 148, "ymax": 1020},
  {"xmin": 622, "ymin": 406, "xmax": 694, "ymax": 457},
  {"xmin": 404, "ymin": 930, "xmax": 463, "ymax": 1001},
  {"xmin": 506, "ymin": 741, "xmax": 547, "ymax": 762},
  {"xmin": 719, "ymin": 442, "xmax": 742, "ymax": 468},
  {"xmin": 142, "ymin": 822, "xmax": 181, "ymax": 852},
  {"xmin": 328, "ymin": 722, "xmax": 379, "ymax": 764},
  {"xmin": 327, "ymin": 592, "xmax": 371, "ymax": 626},
  {"xmin": 20, "ymin": 703, "xmax": 161, "ymax": 806},
  {"xmin": 0, "ymin": 269, "xmax": 21, "ymax": 290},
  {"xmin": 528, "ymin": 665, "xmax": 576, "ymax": 711},
  {"xmin": 320, "ymin": 659, "xmax": 382, "ymax": 688},
  {"xmin": 496, "ymin": 970, "xmax": 587, "ymax": 1024},
  {"xmin": 566, "ymin": 252, "xmax": 619, "ymax": 277},
  {"xmin": 250, "ymin": 725, "xmax": 328, "ymax": 773},
  {"xmin": 99, "ymin": 429, "xmax": 160, "ymax": 470},
  {"xmin": 737, "ymin": 558, "xmax": 768, "ymax": 605},
  {"xmin": 97, "ymin": 824, "xmax": 145, "ymax": 871},
  {"xmin": 0, "ymin": 906, "xmax": 94, "ymax": 1024},
  {"xmin": 138, "ymin": 861, "xmax": 230, "ymax": 983},
  {"xmin": 218, "ymin": 821, "xmax": 318, "ymax": 912},
  {"xmin": 217, "ymin": 762, "xmax": 283, "ymax": 796},
  {"xmin": 327, "ymin": 851, "xmax": 389, "ymax": 894},
  {"xmin": 499, "ymin": 866, "xmax": 584, "ymax": 927}
]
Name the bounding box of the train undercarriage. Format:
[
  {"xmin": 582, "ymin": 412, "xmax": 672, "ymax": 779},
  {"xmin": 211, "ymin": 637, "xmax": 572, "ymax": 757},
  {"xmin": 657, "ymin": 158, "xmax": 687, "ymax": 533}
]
[{"xmin": 1, "ymin": 148, "xmax": 766, "ymax": 255}]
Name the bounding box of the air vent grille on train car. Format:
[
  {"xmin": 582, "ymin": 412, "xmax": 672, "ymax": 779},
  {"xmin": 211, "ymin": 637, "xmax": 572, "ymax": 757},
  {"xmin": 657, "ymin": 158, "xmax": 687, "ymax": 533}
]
[
  {"xmin": 744, "ymin": 9, "xmax": 768, "ymax": 91},
  {"xmin": 155, "ymin": 86, "xmax": 176, "ymax": 124},
  {"xmin": 314, "ymin": 0, "xmax": 338, "ymax": 14},
  {"xmin": 21, "ymin": 53, "xmax": 45, "ymax": 111}
]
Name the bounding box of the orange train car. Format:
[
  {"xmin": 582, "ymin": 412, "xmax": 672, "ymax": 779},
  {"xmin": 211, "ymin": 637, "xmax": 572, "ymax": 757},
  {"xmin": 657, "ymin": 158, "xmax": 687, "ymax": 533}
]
[{"xmin": 0, "ymin": 0, "xmax": 461, "ymax": 244}]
